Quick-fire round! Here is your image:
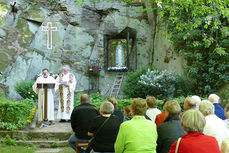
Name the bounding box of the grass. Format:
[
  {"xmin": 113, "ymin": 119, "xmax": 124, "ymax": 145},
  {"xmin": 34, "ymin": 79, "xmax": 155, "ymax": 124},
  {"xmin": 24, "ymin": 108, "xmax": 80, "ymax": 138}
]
[{"xmin": 0, "ymin": 144, "xmax": 36, "ymax": 153}]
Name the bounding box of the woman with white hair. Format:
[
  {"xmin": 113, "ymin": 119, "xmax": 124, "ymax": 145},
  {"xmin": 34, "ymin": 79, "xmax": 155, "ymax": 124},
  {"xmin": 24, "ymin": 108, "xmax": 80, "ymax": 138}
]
[
  {"xmin": 169, "ymin": 109, "xmax": 220, "ymax": 153},
  {"xmin": 88, "ymin": 101, "xmax": 121, "ymax": 153},
  {"xmin": 191, "ymin": 95, "xmax": 201, "ymax": 110},
  {"xmin": 208, "ymin": 94, "xmax": 226, "ymax": 120},
  {"xmin": 199, "ymin": 100, "xmax": 229, "ymax": 148}
]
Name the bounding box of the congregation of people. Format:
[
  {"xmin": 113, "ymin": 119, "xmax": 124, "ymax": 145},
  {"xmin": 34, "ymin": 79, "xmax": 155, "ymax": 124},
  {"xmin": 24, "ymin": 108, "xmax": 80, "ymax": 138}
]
[{"xmin": 68, "ymin": 93, "xmax": 229, "ymax": 153}]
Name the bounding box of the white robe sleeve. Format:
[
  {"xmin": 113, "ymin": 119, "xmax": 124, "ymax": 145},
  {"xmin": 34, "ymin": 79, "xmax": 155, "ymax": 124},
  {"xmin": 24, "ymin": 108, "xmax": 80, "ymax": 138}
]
[
  {"xmin": 70, "ymin": 74, "xmax": 76, "ymax": 92},
  {"xmin": 55, "ymin": 76, "xmax": 60, "ymax": 91},
  {"xmin": 32, "ymin": 77, "xmax": 40, "ymax": 94}
]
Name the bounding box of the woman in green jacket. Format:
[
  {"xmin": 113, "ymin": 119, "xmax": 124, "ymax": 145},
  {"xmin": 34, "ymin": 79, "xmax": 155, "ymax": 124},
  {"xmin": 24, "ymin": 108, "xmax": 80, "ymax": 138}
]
[{"xmin": 115, "ymin": 98, "xmax": 158, "ymax": 153}]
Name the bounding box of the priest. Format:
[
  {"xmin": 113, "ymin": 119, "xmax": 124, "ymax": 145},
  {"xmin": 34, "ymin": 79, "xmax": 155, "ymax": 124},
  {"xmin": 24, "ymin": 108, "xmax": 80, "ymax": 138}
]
[
  {"xmin": 33, "ymin": 68, "xmax": 57, "ymax": 124},
  {"xmin": 56, "ymin": 65, "xmax": 76, "ymax": 122}
]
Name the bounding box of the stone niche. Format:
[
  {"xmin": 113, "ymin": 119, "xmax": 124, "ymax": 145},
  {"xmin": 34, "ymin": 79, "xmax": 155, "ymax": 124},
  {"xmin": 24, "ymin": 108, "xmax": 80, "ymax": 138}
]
[{"xmin": 104, "ymin": 27, "xmax": 137, "ymax": 72}]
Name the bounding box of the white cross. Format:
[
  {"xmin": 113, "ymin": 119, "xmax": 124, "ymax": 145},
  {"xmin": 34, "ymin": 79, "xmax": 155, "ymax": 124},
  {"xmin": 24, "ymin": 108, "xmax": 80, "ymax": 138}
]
[{"xmin": 42, "ymin": 22, "xmax": 57, "ymax": 50}]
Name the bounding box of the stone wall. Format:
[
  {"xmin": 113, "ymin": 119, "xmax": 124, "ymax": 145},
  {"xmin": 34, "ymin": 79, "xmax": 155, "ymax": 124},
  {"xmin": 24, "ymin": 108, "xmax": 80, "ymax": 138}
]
[{"xmin": 0, "ymin": 0, "xmax": 186, "ymax": 98}]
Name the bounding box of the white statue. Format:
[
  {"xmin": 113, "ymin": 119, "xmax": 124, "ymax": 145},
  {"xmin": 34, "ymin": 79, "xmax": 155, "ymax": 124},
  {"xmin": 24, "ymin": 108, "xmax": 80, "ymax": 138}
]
[{"xmin": 115, "ymin": 41, "xmax": 125, "ymax": 67}]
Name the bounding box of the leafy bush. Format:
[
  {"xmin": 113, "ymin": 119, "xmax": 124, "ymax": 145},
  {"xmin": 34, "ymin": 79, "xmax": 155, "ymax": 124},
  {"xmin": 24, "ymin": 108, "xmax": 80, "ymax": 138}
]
[
  {"xmin": 0, "ymin": 98, "xmax": 34, "ymax": 131},
  {"xmin": 157, "ymin": 0, "xmax": 229, "ymax": 95},
  {"xmin": 123, "ymin": 68, "xmax": 194, "ymax": 99},
  {"xmin": 122, "ymin": 67, "xmax": 154, "ymax": 98},
  {"xmin": 15, "ymin": 81, "xmax": 37, "ymax": 100}
]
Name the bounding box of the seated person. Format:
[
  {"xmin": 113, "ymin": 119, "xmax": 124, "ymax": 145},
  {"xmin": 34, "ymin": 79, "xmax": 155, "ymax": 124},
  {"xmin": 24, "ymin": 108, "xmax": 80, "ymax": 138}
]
[
  {"xmin": 68, "ymin": 94, "xmax": 99, "ymax": 152},
  {"xmin": 191, "ymin": 95, "xmax": 201, "ymax": 110},
  {"xmin": 88, "ymin": 101, "xmax": 121, "ymax": 153},
  {"xmin": 208, "ymin": 94, "xmax": 227, "ymax": 120},
  {"xmin": 199, "ymin": 100, "xmax": 229, "ymax": 147},
  {"xmin": 146, "ymin": 96, "xmax": 161, "ymax": 122},
  {"xmin": 115, "ymin": 98, "xmax": 157, "ymax": 153},
  {"xmin": 224, "ymin": 103, "xmax": 229, "ymax": 129},
  {"xmin": 155, "ymin": 99, "xmax": 168, "ymax": 127},
  {"xmin": 183, "ymin": 97, "xmax": 196, "ymax": 111},
  {"xmin": 108, "ymin": 97, "xmax": 124, "ymax": 123},
  {"xmin": 169, "ymin": 109, "xmax": 220, "ymax": 153},
  {"xmin": 124, "ymin": 105, "xmax": 132, "ymax": 121},
  {"xmin": 157, "ymin": 100, "xmax": 185, "ymax": 153}
]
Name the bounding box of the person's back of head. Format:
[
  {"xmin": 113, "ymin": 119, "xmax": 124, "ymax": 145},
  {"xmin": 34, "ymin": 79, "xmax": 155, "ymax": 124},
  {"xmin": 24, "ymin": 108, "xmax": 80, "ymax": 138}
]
[
  {"xmin": 164, "ymin": 100, "xmax": 181, "ymax": 116},
  {"xmin": 80, "ymin": 94, "xmax": 90, "ymax": 104},
  {"xmin": 100, "ymin": 101, "xmax": 114, "ymax": 115},
  {"xmin": 181, "ymin": 109, "xmax": 206, "ymax": 134},
  {"xmin": 131, "ymin": 98, "xmax": 147, "ymax": 116},
  {"xmin": 146, "ymin": 96, "xmax": 157, "ymax": 109},
  {"xmin": 208, "ymin": 94, "xmax": 220, "ymax": 104},
  {"xmin": 183, "ymin": 97, "xmax": 196, "ymax": 111},
  {"xmin": 108, "ymin": 97, "xmax": 118, "ymax": 110},
  {"xmin": 199, "ymin": 100, "xmax": 215, "ymax": 116},
  {"xmin": 124, "ymin": 105, "xmax": 132, "ymax": 118},
  {"xmin": 192, "ymin": 95, "xmax": 201, "ymax": 110}
]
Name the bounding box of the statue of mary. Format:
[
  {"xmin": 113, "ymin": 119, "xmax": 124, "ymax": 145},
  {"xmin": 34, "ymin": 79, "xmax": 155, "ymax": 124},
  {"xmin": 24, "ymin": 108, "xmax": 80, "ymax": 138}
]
[{"xmin": 115, "ymin": 41, "xmax": 125, "ymax": 67}]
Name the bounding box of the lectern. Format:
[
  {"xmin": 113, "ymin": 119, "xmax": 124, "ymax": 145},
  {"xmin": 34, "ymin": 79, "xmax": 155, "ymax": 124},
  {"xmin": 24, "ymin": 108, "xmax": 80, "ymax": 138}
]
[{"xmin": 37, "ymin": 83, "xmax": 55, "ymax": 120}]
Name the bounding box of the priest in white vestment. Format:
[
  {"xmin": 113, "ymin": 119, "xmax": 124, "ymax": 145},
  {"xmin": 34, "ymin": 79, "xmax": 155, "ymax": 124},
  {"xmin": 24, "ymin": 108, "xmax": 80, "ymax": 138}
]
[
  {"xmin": 56, "ymin": 65, "xmax": 76, "ymax": 122},
  {"xmin": 33, "ymin": 68, "xmax": 57, "ymax": 123}
]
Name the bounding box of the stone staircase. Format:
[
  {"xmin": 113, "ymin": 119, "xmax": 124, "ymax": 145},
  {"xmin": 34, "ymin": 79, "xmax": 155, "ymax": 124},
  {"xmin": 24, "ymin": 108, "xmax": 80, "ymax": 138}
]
[{"xmin": 0, "ymin": 122, "xmax": 72, "ymax": 151}]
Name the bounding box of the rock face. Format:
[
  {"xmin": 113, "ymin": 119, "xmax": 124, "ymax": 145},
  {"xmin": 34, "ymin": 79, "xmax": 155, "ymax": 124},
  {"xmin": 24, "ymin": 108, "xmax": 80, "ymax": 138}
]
[{"xmin": 0, "ymin": 0, "xmax": 186, "ymax": 98}]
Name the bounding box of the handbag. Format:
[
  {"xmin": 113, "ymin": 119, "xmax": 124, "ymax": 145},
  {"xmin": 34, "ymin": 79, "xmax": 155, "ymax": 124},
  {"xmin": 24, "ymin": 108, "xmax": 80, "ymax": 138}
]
[
  {"xmin": 86, "ymin": 116, "xmax": 111, "ymax": 152},
  {"xmin": 175, "ymin": 137, "xmax": 182, "ymax": 153}
]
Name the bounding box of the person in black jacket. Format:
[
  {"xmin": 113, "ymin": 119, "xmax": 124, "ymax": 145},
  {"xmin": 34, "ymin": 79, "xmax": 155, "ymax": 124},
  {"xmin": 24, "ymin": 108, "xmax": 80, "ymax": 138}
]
[
  {"xmin": 108, "ymin": 97, "xmax": 124, "ymax": 123},
  {"xmin": 157, "ymin": 100, "xmax": 185, "ymax": 153},
  {"xmin": 88, "ymin": 101, "xmax": 121, "ymax": 153},
  {"xmin": 68, "ymin": 94, "xmax": 99, "ymax": 152}
]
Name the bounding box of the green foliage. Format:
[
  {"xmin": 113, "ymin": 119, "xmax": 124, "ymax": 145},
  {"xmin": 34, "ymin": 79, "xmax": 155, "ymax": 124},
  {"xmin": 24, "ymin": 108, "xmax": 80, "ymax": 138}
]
[
  {"xmin": 74, "ymin": 92, "xmax": 105, "ymax": 108},
  {"xmin": 0, "ymin": 144, "xmax": 35, "ymax": 153},
  {"xmin": 0, "ymin": 0, "xmax": 8, "ymax": 24},
  {"xmin": 0, "ymin": 135, "xmax": 17, "ymax": 146},
  {"xmin": 49, "ymin": 0, "xmax": 59, "ymax": 6},
  {"xmin": 15, "ymin": 81, "xmax": 38, "ymax": 101},
  {"xmin": 157, "ymin": 0, "xmax": 229, "ymax": 95},
  {"xmin": 4, "ymin": 135, "xmax": 16, "ymax": 146},
  {"xmin": 51, "ymin": 142, "xmax": 58, "ymax": 148},
  {"xmin": 122, "ymin": 67, "xmax": 153, "ymax": 98},
  {"xmin": 157, "ymin": 96, "xmax": 186, "ymax": 112},
  {"xmin": 117, "ymin": 99, "xmax": 133, "ymax": 111},
  {"xmin": 0, "ymin": 96, "xmax": 34, "ymax": 131},
  {"xmin": 90, "ymin": 93, "xmax": 105, "ymax": 108}
]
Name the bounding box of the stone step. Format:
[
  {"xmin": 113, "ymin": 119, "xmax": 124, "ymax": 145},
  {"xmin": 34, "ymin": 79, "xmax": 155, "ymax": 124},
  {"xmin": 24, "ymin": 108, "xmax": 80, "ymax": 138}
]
[
  {"xmin": 34, "ymin": 148, "xmax": 63, "ymax": 153},
  {"xmin": 0, "ymin": 122, "xmax": 72, "ymax": 141},
  {"xmin": 16, "ymin": 140, "xmax": 69, "ymax": 148},
  {"xmin": 0, "ymin": 131, "xmax": 72, "ymax": 140},
  {"xmin": 34, "ymin": 147, "xmax": 75, "ymax": 153}
]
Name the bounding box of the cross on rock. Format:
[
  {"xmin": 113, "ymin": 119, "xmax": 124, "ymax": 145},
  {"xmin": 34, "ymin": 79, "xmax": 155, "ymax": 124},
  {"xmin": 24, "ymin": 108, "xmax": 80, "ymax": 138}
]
[{"xmin": 42, "ymin": 22, "xmax": 57, "ymax": 50}]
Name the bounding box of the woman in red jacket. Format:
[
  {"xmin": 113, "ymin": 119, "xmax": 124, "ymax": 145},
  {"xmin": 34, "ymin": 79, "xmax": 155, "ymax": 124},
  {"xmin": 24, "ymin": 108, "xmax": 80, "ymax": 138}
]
[{"xmin": 169, "ymin": 109, "xmax": 220, "ymax": 153}]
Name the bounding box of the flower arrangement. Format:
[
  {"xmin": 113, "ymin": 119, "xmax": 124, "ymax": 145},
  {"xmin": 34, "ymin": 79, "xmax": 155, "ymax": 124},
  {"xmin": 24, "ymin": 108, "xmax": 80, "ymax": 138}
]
[
  {"xmin": 88, "ymin": 66, "xmax": 101, "ymax": 72},
  {"xmin": 24, "ymin": 105, "xmax": 37, "ymax": 126},
  {"xmin": 108, "ymin": 66, "xmax": 128, "ymax": 72}
]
